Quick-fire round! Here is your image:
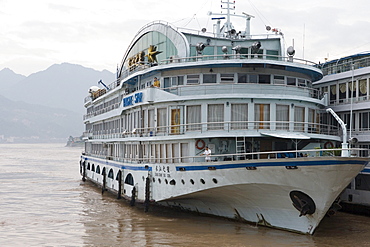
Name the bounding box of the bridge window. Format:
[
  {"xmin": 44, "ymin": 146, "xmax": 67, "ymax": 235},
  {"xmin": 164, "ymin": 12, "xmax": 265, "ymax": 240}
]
[
  {"xmin": 203, "ymin": 74, "xmax": 217, "ymax": 83},
  {"xmin": 186, "ymin": 74, "xmax": 200, "ymax": 84}
]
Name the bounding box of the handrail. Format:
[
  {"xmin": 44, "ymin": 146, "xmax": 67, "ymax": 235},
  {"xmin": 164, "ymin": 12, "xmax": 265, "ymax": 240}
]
[
  {"xmin": 83, "ymin": 83, "xmax": 324, "ymax": 120},
  {"xmin": 83, "ymin": 120, "xmax": 340, "ymax": 139},
  {"xmin": 117, "ymin": 53, "xmax": 319, "ymax": 83},
  {"xmin": 84, "ymin": 147, "xmax": 369, "ymax": 165}
]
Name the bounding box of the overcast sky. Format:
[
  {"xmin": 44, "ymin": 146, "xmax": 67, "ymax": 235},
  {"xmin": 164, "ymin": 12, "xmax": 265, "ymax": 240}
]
[{"xmin": 1, "ymin": 0, "xmax": 370, "ymax": 76}]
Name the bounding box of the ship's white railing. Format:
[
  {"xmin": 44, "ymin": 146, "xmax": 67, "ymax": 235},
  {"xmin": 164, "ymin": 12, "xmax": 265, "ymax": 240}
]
[
  {"xmin": 84, "ymin": 120, "xmax": 340, "ymax": 140},
  {"xmin": 83, "ymin": 83, "xmax": 324, "ymax": 120},
  {"xmin": 118, "ymin": 53, "xmax": 319, "ymax": 81},
  {"xmin": 163, "ymin": 83, "xmax": 323, "ymax": 99},
  {"xmin": 85, "ymin": 148, "xmax": 369, "ymax": 165},
  {"xmin": 321, "ymin": 55, "xmax": 370, "ymax": 76}
]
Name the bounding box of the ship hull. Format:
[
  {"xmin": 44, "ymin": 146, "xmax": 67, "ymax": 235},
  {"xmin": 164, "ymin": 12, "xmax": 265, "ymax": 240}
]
[{"xmin": 80, "ymin": 156, "xmax": 367, "ymax": 234}]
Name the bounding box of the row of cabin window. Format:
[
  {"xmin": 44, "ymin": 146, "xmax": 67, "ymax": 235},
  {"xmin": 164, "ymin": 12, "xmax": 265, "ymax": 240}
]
[
  {"xmin": 87, "ymin": 142, "xmax": 190, "ymax": 164},
  {"xmin": 86, "ymin": 163, "xmax": 115, "ymax": 178},
  {"xmin": 86, "ymin": 163, "xmax": 135, "ymax": 185},
  {"xmin": 160, "ymin": 74, "xmax": 310, "ymax": 87},
  {"xmin": 89, "ymin": 103, "xmax": 318, "ymax": 135},
  {"xmin": 318, "ymin": 78, "xmax": 369, "ymax": 104},
  {"xmin": 88, "ymin": 74, "xmax": 310, "ymax": 115},
  {"xmin": 189, "ymin": 46, "xmax": 279, "ymax": 60}
]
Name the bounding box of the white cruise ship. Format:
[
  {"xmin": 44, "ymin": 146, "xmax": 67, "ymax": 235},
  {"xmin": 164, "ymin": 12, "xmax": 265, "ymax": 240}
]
[
  {"xmin": 79, "ymin": 2, "xmax": 369, "ymax": 234},
  {"xmin": 314, "ymin": 52, "xmax": 370, "ymax": 215}
]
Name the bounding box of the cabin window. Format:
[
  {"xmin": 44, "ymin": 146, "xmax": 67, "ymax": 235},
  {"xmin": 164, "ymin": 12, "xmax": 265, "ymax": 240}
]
[
  {"xmin": 166, "ymin": 144, "xmax": 172, "ymax": 163},
  {"xmin": 259, "ymin": 75, "xmax": 271, "ymax": 84},
  {"xmin": 348, "ymin": 81, "xmax": 356, "ymax": 98},
  {"xmin": 254, "ymin": 104, "xmax": 270, "ymax": 129},
  {"xmin": 298, "ymin": 79, "xmax": 306, "ymax": 87},
  {"xmin": 208, "ymin": 104, "xmax": 224, "ymax": 130},
  {"xmin": 359, "ymin": 79, "xmax": 367, "ymax": 98},
  {"xmin": 108, "ymin": 169, "xmax": 114, "ymax": 179},
  {"xmin": 339, "ymin": 83, "xmax": 346, "ymax": 101},
  {"xmin": 186, "ymin": 105, "xmax": 201, "ymax": 131},
  {"xmin": 181, "ymin": 143, "xmax": 189, "ymax": 162},
  {"xmin": 294, "ymin": 106, "xmax": 305, "ymax": 131},
  {"xmin": 287, "ymin": 77, "xmax": 296, "ymax": 86},
  {"xmin": 87, "ymin": 163, "xmax": 90, "ymax": 170},
  {"xmin": 157, "ymin": 108, "xmax": 167, "ymax": 133},
  {"xmin": 203, "ymin": 74, "xmax": 217, "ymax": 83},
  {"xmin": 171, "ymin": 77, "xmax": 177, "ymax": 86},
  {"xmin": 91, "ymin": 164, "xmax": 95, "ymax": 172},
  {"xmin": 172, "ymin": 143, "xmax": 180, "ymax": 163},
  {"xmin": 237, "ymin": 73, "xmax": 248, "ymax": 83},
  {"xmin": 164, "ymin": 77, "xmax": 171, "ymax": 88},
  {"xmin": 186, "ymin": 74, "xmax": 200, "ymax": 84},
  {"xmin": 231, "ymin": 103, "xmax": 248, "ymax": 129},
  {"xmin": 125, "ymin": 173, "xmax": 134, "ymax": 185},
  {"xmin": 330, "ymin": 85, "xmax": 337, "ymax": 104},
  {"xmin": 308, "ymin": 109, "xmax": 318, "ymax": 133},
  {"xmin": 148, "ymin": 109, "xmax": 155, "ymax": 131},
  {"xmin": 160, "ymin": 144, "xmax": 166, "ymax": 163},
  {"xmin": 276, "ymin": 105, "xmax": 289, "ymax": 130},
  {"xmin": 220, "ymin": 73, "xmax": 234, "ymax": 83},
  {"xmin": 359, "ymin": 112, "xmax": 370, "ymax": 131},
  {"xmin": 355, "ymin": 174, "xmax": 370, "ymax": 191},
  {"xmin": 249, "ymin": 74, "xmax": 258, "ymax": 83},
  {"xmin": 96, "ymin": 165, "xmax": 101, "ymax": 174},
  {"xmin": 177, "ymin": 76, "xmax": 184, "ymax": 85},
  {"xmin": 273, "ymin": 75, "xmax": 285, "ymax": 85}
]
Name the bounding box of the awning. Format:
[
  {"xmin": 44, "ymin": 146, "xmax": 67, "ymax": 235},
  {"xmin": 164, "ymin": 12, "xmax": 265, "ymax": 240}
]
[{"xmin": 260, "ymin": 132, "xmax": 310, "ymax": 139}]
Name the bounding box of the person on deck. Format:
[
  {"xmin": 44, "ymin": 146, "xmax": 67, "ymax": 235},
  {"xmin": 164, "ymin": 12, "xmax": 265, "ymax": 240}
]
[
  {"xmin": 201, "ymin": 146, "xmax": 212, "ymax": 162},
  {"xmin": 153, "ymin": 77, "xmax": 160, "ymax": 87}
]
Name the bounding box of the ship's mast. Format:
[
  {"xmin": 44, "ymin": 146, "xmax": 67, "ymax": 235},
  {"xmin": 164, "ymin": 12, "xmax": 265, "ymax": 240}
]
[{"xmin": 208, "ymin": 0, "xmax": 254, "ymax": 38}]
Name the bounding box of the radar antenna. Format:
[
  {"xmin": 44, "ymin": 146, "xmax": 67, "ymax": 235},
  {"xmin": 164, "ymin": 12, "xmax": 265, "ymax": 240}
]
[{"xmin": 208, "ymin": 0, "xmax": 254, "ymax": 38}]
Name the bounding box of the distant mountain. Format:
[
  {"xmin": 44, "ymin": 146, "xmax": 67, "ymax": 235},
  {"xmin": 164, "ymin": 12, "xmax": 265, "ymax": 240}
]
[
  {"xmin": 0, "ymin": 63, "xmax": 116, "ymax": 142},
  {"xmin": 0, "ymin": 94, "xmax": 83, "ymax": 143},
  {"xmin": 0, "ymin": 68, "xmax": 26, "ymax": 91},
  {"xmin": 1, "ymin": 63, "xmax": 115, "ymax": 114}
]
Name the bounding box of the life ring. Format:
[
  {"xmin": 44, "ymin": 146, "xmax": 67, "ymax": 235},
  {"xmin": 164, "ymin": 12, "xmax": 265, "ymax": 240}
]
[
  {"xmin": 195, "ymin": 139, "xmax": 206, "ymax": 150},
  {"xmin": 324, "ymin": 141, "xmax": 334, "ymax": 149}
]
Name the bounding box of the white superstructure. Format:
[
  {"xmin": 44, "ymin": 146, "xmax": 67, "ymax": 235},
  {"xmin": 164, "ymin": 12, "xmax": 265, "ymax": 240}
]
[{"xmin": 80, "ymin": 2, "xmax": 369, "ymax": 234}]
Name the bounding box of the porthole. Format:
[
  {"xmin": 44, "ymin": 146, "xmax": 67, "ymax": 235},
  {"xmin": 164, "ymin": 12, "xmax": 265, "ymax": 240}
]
[
  {"xmin": 181, "ymin": 179, "xmax": 185, "ymax": 185},
  {"xmin": 190, "ymin": 179, "xmax": 194, "ymax": 185},
  {"xmin": 170, "ymin": 179, "xmax": 176, "ymax": 185},
  {"xmin": 165, "ymin": 179, "xmax": 168, "ymax": 184},
  {"xmin": 158, "ymin": 178, "xmax": 161, "ymax": 184},
  {"xmin": 212, "ymin": 178, "xmax": 218, "ymax": 184},
  {"xmin": 200, "ymin": 178, "xmax": 205, "ymax": 184},
  {"xmin": 153, "ymin": 177, "xmax": 156, "ymax": 183}
]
